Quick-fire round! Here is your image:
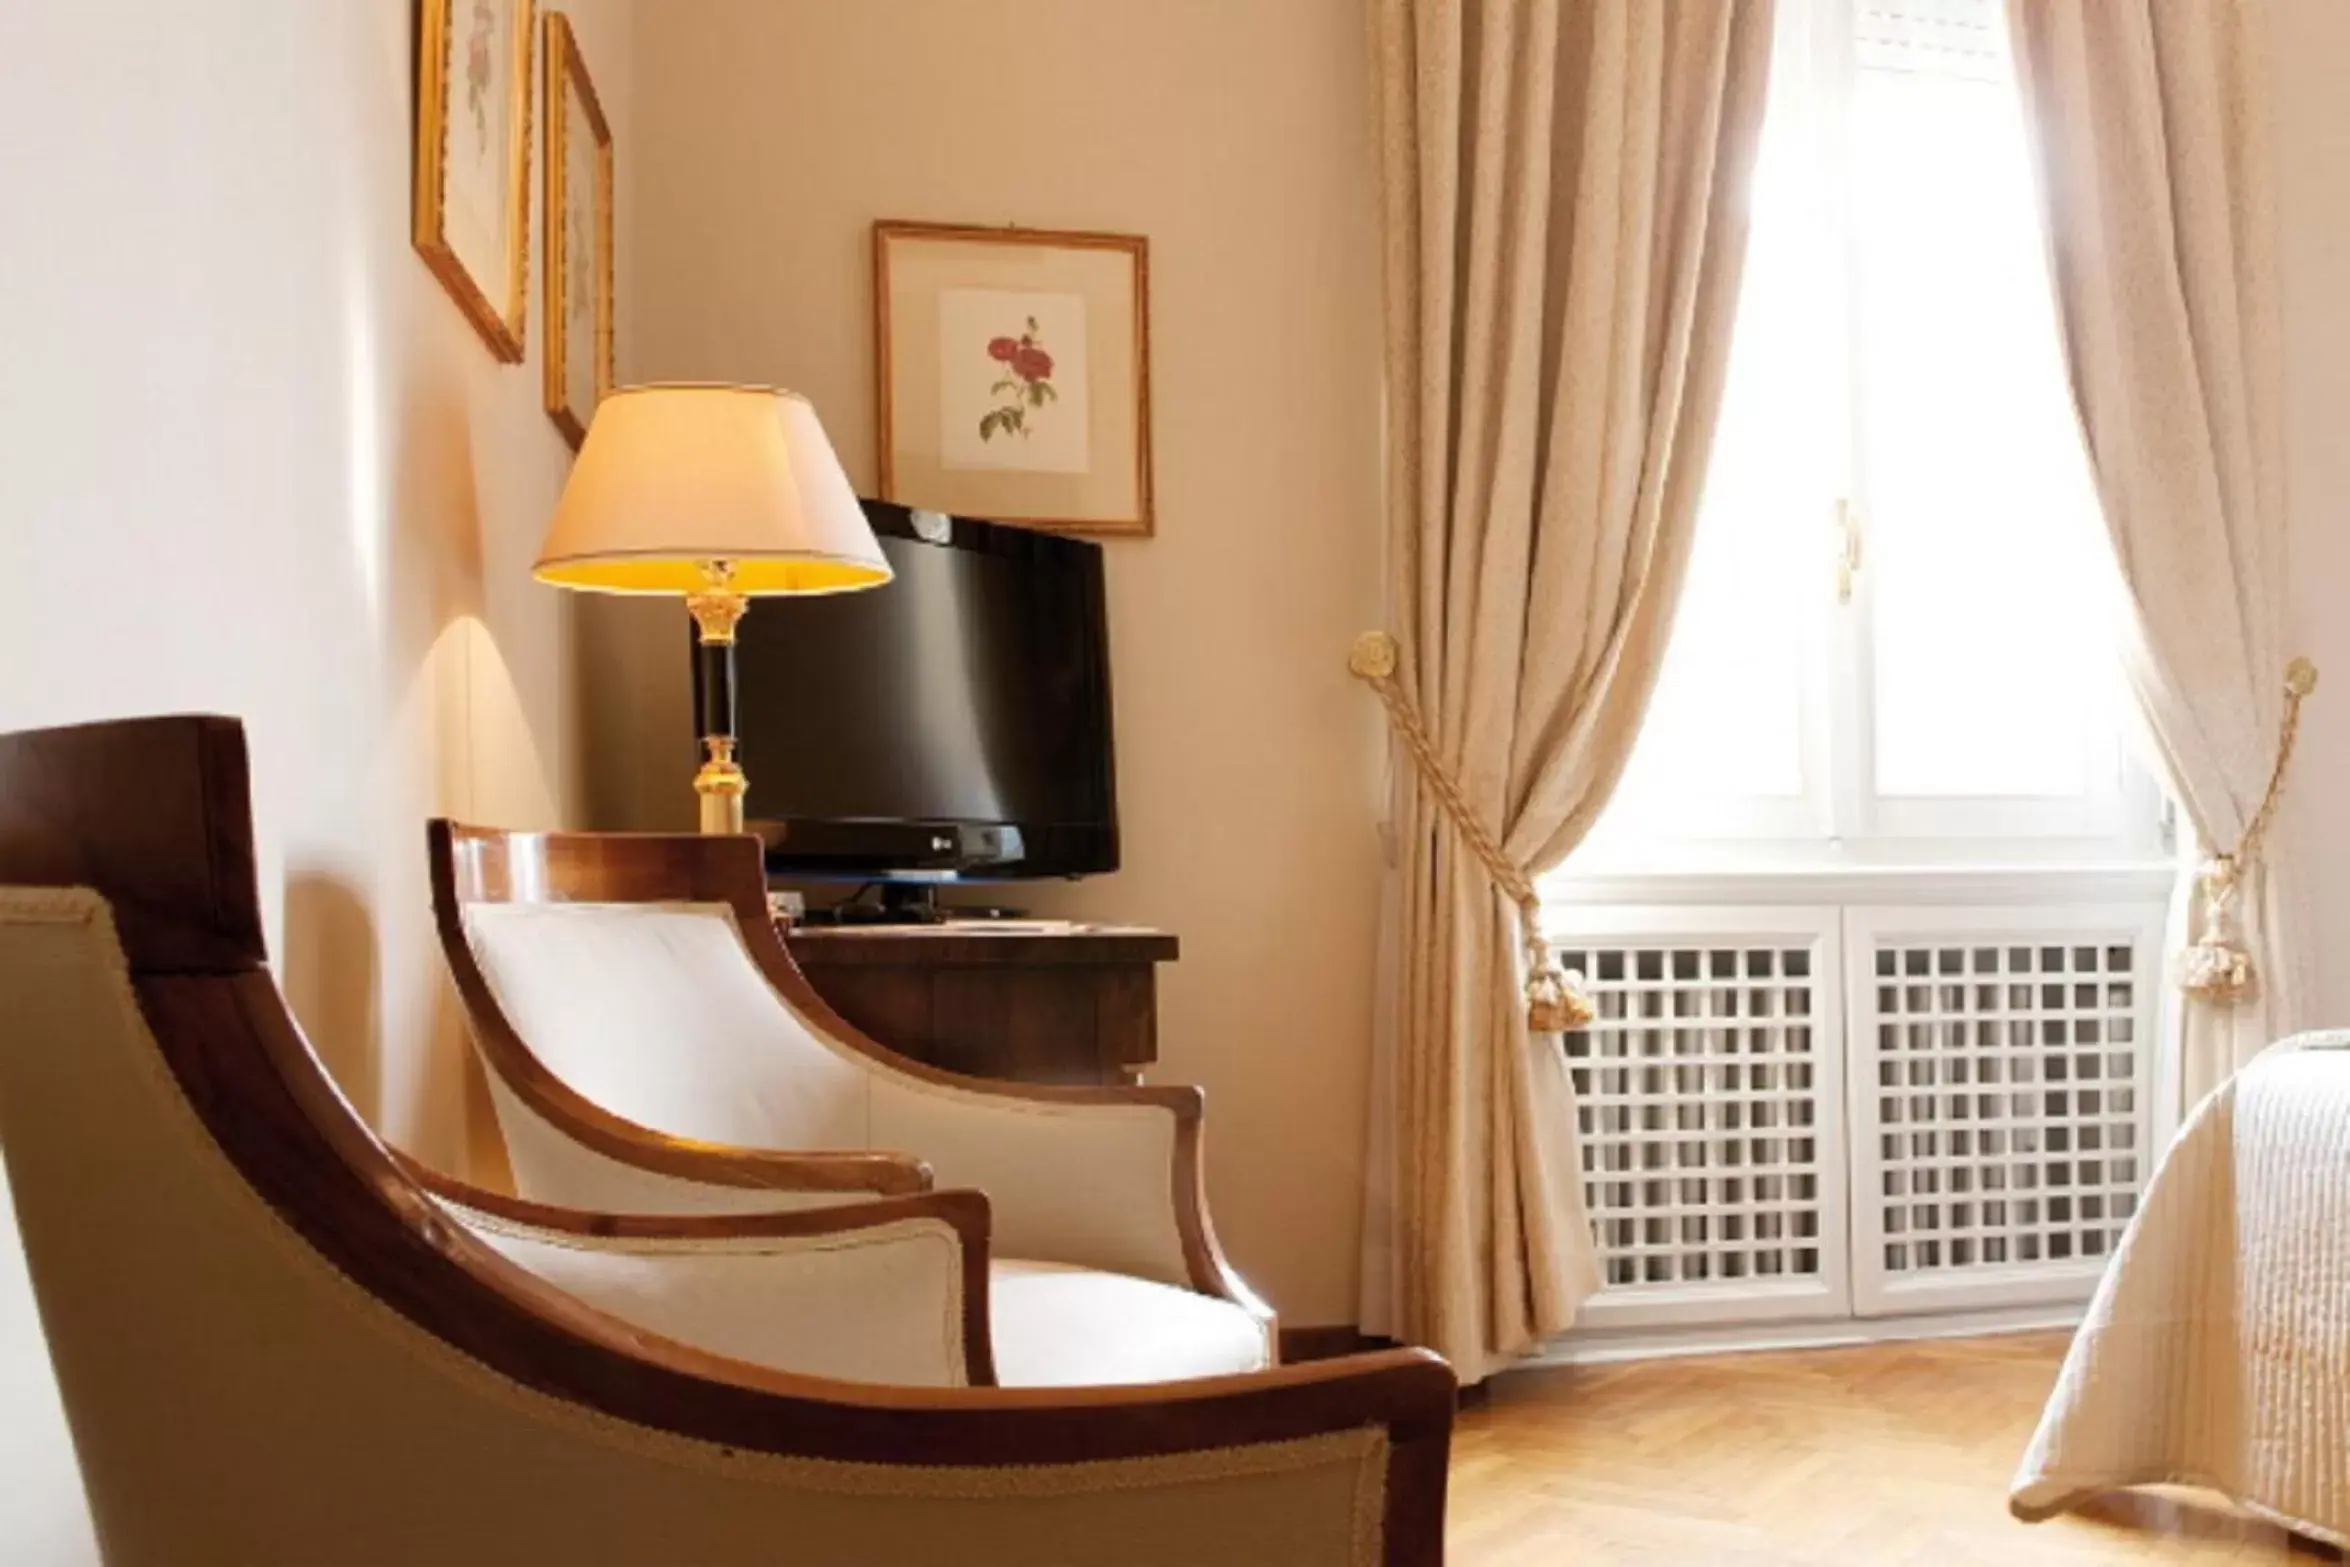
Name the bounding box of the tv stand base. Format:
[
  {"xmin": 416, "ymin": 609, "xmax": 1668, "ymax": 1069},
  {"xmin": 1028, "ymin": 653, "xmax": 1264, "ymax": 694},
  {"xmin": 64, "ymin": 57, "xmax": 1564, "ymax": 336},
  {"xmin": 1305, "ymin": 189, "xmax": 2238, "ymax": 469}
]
[{"xmin": 780, "ymin": 922, "xmax": 1180, "ymax": 1086}]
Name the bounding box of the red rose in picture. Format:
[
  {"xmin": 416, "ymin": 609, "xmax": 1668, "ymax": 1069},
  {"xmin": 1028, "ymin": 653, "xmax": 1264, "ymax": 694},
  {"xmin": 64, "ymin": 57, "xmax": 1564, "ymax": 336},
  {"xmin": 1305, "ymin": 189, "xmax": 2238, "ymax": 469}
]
[{"xmin": 978, "ymin": 315, "xmax": 1060, "ymax": 444}]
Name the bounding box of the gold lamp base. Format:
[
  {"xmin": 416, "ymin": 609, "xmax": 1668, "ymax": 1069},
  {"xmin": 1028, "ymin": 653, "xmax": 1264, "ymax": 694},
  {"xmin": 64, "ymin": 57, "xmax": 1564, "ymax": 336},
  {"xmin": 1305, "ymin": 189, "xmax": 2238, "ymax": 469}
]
[
  {"xmin": 686, "ymin": 561, "xmax": 751, "ymax": 836},
  {"xmin": 694, "ymin": 737, "xmax": 747, "ymax": 835}
]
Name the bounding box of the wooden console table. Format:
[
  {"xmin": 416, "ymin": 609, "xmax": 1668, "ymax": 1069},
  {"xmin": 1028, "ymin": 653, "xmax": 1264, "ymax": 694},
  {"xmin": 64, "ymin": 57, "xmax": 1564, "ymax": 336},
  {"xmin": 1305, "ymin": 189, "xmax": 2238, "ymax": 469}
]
[{"xmin": 781, "ymin": 924, "xmax": 1178, "ymax": 1087}]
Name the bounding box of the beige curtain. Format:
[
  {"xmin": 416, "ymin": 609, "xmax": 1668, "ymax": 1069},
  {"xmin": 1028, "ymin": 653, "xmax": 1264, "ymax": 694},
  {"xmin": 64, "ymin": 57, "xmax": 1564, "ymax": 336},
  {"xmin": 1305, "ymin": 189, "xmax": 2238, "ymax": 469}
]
[
  {"xmin": 1360, "ymin": 0, "xmax": 1775, "ymax": 1380},
  {"xmin": 2006, "ymin": 0, "xmax": 2304, "ymax": 1113}
]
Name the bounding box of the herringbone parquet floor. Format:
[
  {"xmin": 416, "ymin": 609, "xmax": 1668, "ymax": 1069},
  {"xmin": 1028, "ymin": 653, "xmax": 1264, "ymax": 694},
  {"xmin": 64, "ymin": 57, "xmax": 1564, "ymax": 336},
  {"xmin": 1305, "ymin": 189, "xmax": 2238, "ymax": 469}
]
[{"xmin": 1450, "ymin": 1331, "xmax": 2343, "ymax": 1565}]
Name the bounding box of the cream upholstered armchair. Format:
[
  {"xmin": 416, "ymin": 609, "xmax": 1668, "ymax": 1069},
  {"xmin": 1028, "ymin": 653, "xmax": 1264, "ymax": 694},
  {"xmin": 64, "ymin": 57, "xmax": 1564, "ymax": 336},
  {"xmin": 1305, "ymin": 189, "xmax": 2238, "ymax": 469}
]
[
  {"xmin": 0, "ymin": 715, "xmax": 1456, "ymax": 1566},
  {"xmin": 430, "ymin": 818, "xmax": 1279, "ymax": 1390}
]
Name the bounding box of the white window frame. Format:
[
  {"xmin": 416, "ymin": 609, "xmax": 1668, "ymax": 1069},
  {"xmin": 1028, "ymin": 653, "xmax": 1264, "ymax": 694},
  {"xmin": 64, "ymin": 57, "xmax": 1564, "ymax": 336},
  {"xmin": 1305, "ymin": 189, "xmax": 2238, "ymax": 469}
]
[{"xmin": 1567, "ymin": 0, "xmax": 2168, "ymax": 879}]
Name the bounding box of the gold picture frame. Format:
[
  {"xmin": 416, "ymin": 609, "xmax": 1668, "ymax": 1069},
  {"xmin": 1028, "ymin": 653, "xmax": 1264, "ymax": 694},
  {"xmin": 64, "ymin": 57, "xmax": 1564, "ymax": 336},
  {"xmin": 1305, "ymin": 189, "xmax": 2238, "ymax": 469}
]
[
  {"xmin": 544, "ymin": 12, "xmax": 616, "ymax": 450},
  {"xmin": 413, "ymin": 0, "xmax": 535, "ymax": 362},
  {"xmin": 875, "ymin": 222, "xmax": 1154, "ymax": 537}
]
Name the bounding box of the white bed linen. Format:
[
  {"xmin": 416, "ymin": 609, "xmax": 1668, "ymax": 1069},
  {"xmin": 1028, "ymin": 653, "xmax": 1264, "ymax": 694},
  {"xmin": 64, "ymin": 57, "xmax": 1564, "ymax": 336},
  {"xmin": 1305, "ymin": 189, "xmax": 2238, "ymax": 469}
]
[{"xmin": 2012, "ymin": 1031, "xmax": 2350, "ymax": 1547}]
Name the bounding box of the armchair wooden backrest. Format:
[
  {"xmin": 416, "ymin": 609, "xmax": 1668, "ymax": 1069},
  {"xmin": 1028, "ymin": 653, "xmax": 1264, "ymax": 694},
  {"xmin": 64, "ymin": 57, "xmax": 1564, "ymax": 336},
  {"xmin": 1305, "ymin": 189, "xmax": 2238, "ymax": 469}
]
[
  {"xmin": 0, "ymin": 716, "xmax": 1454, "ymax": 1566},
  {"xmin": 432, "ymin": 820, "xmax": 938, "ymax": 1203}
]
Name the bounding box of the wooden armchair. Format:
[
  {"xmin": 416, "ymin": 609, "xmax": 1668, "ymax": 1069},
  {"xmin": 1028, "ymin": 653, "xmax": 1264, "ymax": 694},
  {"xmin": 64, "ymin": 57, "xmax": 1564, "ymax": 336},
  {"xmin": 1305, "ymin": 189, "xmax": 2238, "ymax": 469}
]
[
  {"xmin": 0, "ymin": 715, "xmax": 1455, "ymax": 1566},
  {"xmin": 431, "ymin": 818, "xmax": 1277, "ymax": 1389}
]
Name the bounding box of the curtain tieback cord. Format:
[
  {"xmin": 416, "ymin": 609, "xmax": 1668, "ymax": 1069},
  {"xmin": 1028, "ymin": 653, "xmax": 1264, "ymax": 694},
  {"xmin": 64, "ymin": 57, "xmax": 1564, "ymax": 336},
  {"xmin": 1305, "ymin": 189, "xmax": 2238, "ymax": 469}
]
[
  {"xmin": 1350, "ymin": 631, "xmax": 1595, "ymax": 1032},
  {"xmin": 1353, "ymin": 635, "xmax": 2318, "ymax": 1016},
  {"xmin": 2180, "ymin": 658, "xmax": 2319, "ymax": 1002}
]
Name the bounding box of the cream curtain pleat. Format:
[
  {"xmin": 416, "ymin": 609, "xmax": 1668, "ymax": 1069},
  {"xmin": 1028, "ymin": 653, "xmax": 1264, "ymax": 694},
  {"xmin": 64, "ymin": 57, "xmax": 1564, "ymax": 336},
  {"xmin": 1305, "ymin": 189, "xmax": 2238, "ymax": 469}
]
[
  {"xmin": 1360, "ymin": 0, "xmax": 1774, "ymax": 1380},
  {"xmin": 2005, "ymin": 0, "xmax": 2304, "ymax": 1112}
]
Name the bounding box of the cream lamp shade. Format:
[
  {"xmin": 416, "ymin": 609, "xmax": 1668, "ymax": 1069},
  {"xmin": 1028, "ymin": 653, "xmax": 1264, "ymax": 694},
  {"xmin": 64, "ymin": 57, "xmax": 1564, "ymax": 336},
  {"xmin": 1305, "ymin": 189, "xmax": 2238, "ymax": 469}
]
[
  {"xmin": 534, "ymin": 384, "xmax": 892, "ymax": 595},
  {"xmin": 536, "ymin": 384, "xmax": 892, "ymax": 835}
]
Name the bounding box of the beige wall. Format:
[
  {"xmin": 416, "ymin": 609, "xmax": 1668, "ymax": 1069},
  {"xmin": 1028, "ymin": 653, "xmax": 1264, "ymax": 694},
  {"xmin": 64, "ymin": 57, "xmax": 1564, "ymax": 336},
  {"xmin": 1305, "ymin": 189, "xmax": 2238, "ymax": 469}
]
[
  {"xmin": 2271, "ymin": 0, "xmax": 2350, "ymax": 1024},
  {"xmin": 624, "ymin": 0, "xmax": 1390, "ymax": 1324},
  {"xmin": 0, "ymin": 3, "xmax": 632, "ymax": 1558}
]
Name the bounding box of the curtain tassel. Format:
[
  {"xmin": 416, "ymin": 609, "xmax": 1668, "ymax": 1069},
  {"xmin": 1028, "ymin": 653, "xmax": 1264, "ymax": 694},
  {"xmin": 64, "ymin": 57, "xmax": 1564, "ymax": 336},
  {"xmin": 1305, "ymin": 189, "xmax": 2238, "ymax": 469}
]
[
  {"xmin": 2178, "ymin": 658, "xmax": 2317, "ymax": 1003},
  {"xmin": 1351, "ymin": 631, "xmax": 1595, "ymax": 1032},
  {"xmin": 1523, "ymin": 931, "xmax": 1594, "ymax": 1033},
  {"xmin": 2179, "ymin": 854, "xmax": 2254, "ymax": 1001}
]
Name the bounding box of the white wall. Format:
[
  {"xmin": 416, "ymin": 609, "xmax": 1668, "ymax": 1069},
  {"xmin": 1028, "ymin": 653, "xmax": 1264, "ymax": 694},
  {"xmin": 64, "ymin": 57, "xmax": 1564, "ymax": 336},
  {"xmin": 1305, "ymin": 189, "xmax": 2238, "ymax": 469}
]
[
  {"xmin": 0, "ymin": 3, "xmax": 631, "ymax": 1558},
  {"xmin": 624, "ymin": 0, "xmax": 1390, "ymax": 1325}
]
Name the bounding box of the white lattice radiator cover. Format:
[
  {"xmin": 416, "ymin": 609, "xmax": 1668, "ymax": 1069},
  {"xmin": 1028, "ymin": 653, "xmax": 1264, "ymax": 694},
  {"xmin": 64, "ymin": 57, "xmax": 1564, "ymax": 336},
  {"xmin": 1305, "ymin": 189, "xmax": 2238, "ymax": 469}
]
[
  {"xmin": 1546, "ymin": 901, "xmax": 2161, "ymax": 1335},
  {"xmin": 1551, "ymin": 909, "xmax": 1849, "ymax": 1330},
  {"xmin": 1846, "ymin": 907, "xmax": 2159, "ymax": 1316}
]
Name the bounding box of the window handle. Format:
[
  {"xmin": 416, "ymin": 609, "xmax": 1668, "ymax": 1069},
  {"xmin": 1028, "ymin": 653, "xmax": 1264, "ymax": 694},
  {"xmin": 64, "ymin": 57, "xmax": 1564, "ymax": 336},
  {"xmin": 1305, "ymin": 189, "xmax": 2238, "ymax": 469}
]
[{"xmin": 1834, "ymin": 498, "xmax": 1864, "ymax": 604}]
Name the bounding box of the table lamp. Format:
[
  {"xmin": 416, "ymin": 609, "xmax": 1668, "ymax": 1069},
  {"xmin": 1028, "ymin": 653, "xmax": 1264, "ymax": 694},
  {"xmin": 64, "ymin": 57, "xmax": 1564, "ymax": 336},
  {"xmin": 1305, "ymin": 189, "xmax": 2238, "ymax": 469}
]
[{"xmin": 535, "ymin": 384, "xmax": 893, "ymax": 834}]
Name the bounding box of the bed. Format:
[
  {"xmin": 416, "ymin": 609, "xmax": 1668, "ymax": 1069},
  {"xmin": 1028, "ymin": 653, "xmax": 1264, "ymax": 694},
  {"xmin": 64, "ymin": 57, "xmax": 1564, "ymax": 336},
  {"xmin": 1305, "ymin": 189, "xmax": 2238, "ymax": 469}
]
[{"xmin": 2012, "ymin": 1030, "xmax": 2350, "ymax": 1548}]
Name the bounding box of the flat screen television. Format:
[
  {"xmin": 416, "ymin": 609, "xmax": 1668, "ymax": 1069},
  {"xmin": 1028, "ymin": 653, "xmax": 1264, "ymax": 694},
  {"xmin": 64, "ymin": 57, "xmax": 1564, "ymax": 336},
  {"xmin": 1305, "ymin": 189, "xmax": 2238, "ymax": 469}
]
[{"xmin": 705, "ymin": 501, "xmax": 1118, "ymax": 896}]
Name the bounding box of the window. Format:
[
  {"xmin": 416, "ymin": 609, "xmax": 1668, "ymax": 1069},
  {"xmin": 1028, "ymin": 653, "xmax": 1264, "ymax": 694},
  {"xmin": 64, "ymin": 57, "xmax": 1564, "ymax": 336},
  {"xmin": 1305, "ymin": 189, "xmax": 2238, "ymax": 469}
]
[
  {"xmin": 1569, "ymin": 0, "xmax": 2161, "ymax": 876},
  {"xmin": 1543, "ymin": 0, "xmax": 2176, "ymax": 1354}
]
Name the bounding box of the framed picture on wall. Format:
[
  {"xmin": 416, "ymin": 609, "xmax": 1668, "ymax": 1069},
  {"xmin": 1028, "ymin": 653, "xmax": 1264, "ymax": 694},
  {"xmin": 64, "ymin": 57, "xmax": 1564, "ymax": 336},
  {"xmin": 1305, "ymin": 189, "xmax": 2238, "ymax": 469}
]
[
  {"xmin": 874, "ymin": 222, "xmax": 1154, "ymax": 536},
  {"xmin": 543, "ymin": 12, "xmax": 615, "ymax": 449},
  {"xmin": 413, "ymin": 0, "xmax": 536, "ymax": 362}
]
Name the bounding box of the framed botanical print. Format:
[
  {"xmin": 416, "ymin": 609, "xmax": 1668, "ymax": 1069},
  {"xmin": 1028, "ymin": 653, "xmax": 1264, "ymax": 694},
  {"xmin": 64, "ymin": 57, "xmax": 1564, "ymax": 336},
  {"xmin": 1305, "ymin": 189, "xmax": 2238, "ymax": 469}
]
[
  {"xmin": 875, "ymin": 223, "xmax": 1154, "ymax": 536},
  {"xmin": 413, "ymin": 0, "xmax": 535, "ymax": 362},
  {"xmin": 543, "ymin": 12, "xmax": 615, "ymax": 449}
]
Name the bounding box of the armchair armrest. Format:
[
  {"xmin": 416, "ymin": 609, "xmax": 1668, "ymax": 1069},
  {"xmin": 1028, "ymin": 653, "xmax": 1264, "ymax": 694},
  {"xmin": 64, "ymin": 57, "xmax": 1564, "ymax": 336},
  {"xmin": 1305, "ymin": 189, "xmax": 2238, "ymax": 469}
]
[
  {"xmin": 710, "ymin": 900, "xmax": 1268, "ymax": 1329},
  {"xmin": 478, "ymin": 1051, "xmax": 933, "ymax": 1214},
  {"xmin": 868, "ymin": 1073, "xmax": 1268, "ymax": 1324},
  {"xmin": 404, "ymin": 1163, "xmax": 994, "ymax": 1388}
]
